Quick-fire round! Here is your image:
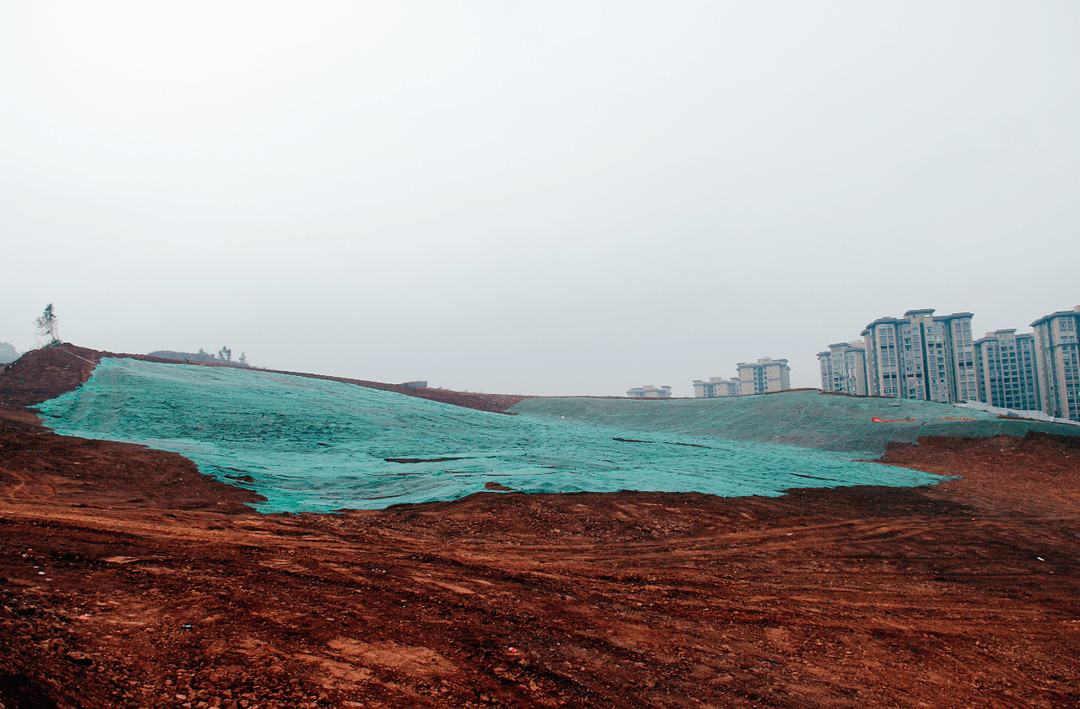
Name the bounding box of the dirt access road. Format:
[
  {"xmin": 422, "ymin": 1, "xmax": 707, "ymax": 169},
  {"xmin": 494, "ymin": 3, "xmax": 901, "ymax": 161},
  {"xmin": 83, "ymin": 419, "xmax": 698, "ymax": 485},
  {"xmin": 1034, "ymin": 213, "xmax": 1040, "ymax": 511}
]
[{"xmin": 1, "ymin": 345, "xmax": 1078, "ymax": 708}]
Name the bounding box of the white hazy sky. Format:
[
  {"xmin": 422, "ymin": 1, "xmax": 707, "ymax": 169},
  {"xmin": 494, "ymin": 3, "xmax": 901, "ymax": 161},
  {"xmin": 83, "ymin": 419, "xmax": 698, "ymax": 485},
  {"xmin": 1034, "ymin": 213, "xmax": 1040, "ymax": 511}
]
[{"xmin": 2, "ymin": 1, "xmax": 1078, "ymax": 396}]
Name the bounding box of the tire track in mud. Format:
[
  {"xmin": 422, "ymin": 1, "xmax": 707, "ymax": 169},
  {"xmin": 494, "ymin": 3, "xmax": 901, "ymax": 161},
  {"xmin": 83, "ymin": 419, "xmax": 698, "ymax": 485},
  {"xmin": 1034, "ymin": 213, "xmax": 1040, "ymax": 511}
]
[{"xmin": 2, "ymin": 486, "xmax": 1079, "ymax": 708}]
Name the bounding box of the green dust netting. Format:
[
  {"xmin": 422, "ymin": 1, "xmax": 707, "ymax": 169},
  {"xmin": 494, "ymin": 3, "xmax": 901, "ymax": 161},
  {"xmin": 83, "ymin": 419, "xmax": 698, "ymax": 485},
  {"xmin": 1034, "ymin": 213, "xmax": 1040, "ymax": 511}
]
[
  {"xmin": 509, "ymin": 393, "xmax": 1078, "ymax": 455},
  {"xmin": 31, "ymin": 358, "xmax": 1001, "ymax": 513}
]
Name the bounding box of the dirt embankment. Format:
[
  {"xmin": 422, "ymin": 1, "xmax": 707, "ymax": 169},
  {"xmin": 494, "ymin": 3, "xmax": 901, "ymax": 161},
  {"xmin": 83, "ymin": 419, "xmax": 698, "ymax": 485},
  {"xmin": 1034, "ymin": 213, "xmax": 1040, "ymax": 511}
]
[
  {"xmin": 0, "ymin": 344, "xmax": 527, "ymax": 415},
  {"xmin": 1, "ymin": 346, "xmax": 1078, "ymax": 708},
  {"xmin": 0, "ymin": 344, "xmax": 102, "ymax": 410}
]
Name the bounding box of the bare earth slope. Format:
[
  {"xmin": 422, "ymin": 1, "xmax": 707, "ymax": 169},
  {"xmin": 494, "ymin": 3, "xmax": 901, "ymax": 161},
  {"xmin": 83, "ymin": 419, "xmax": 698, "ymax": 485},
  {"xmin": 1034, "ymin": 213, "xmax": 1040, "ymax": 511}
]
[
  {"xmin": 0, "ymin": 344, "xmax": 525, "ymax": 414},
  {"xmin": 1, "ymin": 346, "xmax": 1078, "ymax": 708}
]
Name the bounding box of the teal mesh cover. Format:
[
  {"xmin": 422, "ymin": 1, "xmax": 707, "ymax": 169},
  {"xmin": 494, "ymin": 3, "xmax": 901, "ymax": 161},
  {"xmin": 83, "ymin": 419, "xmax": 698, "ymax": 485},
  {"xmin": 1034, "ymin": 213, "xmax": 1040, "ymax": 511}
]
[
  {"xmin": 509, "ymin": 393, "xmax": 1077, "ymax": 455},
  {"xmin": 34, "ymin": 358, "xmax": 957, "ymax": 512}
]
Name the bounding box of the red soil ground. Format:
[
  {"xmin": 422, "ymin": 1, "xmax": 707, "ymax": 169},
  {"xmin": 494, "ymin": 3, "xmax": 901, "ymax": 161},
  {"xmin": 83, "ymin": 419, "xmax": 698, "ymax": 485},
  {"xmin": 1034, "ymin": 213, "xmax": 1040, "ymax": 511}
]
[{"xmin": 1, "ymin": 345, "xmax": 1078, "ymax": 708}]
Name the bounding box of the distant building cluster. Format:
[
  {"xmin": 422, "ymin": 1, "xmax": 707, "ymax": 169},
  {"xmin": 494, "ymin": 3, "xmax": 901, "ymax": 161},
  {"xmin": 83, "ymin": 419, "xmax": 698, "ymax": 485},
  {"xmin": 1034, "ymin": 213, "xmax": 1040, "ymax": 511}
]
[
  {"xmin": 693, "ymin": 357, "xmax": 791, "ymax": 398},
  {"xmin": 626, "ymin": 385, "xmax": 672, "ymax": 399},
  {"xmin": 818, "ymin": 305, "xmax": 1080, "ymax": 422}
]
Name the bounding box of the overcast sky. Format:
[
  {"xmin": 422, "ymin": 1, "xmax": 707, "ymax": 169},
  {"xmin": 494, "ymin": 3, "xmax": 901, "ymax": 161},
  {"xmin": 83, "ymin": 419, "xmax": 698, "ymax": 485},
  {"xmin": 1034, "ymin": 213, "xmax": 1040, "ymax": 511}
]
[{"xmin": 2, "ymin": 2, "xmax": 1078, "ymax": 396}]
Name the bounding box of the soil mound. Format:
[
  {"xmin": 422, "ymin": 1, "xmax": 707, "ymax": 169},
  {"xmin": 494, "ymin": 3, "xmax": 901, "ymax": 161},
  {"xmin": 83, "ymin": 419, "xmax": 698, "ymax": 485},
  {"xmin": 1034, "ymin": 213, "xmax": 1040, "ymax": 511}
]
[{"xmin": 0, "ymin": 343, "xmax": 101, "ymax": 409}]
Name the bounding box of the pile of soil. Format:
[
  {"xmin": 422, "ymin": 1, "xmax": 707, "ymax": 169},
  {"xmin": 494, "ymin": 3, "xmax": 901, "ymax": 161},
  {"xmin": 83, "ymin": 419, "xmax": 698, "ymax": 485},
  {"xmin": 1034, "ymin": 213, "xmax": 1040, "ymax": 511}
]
[{"xmin": 1, "ymin": 346, "xmax": 1078, "ymax": 708}]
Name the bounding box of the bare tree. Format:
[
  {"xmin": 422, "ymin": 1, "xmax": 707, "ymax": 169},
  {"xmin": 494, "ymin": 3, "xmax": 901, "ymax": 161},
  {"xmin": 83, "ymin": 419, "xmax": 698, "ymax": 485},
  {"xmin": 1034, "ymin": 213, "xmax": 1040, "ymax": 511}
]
[{"xmin": 35, "ymin": 304, "xmax": 59, "ymax": 346}]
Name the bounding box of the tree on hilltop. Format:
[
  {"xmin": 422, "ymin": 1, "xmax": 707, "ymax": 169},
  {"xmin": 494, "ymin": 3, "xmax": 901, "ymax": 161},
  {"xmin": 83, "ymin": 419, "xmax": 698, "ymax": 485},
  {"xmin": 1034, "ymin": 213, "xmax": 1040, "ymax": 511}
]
[{"xmin": 35, "ymin": 304, "xmax": 60, "ymax": 347}]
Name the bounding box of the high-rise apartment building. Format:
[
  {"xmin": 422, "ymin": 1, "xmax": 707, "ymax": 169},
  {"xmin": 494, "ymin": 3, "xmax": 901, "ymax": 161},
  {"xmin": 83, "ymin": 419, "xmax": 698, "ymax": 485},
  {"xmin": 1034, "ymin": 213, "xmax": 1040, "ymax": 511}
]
[
  {"xmin": 1031, "ymin": 306, "xmax": 1080, "ymax": 421},
  {"xmin": 817, "ymin": 341, "xmax": 867, "ymax": 396},
  {"xmin": 693, "ymin": 377, "xmax": 741, "ymax": 398},
  {"xmin": 862, "ymin": 309, "xmax": 976, "ymax": 403},
  {"xmin": 973, "ymin": 329, "xmax": 1040, "ymax": 411},
  {"xmin": 737, "ymin": 357, "xmax": 790, "ymax": 395}
]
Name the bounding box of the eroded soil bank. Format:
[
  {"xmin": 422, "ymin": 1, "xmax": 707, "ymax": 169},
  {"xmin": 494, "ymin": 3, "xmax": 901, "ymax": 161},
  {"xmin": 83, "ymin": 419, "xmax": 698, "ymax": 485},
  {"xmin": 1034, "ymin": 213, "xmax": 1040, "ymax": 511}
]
[{"xmin": 1, "ymin": 346, "xmax": 1078, "ymax": 708}]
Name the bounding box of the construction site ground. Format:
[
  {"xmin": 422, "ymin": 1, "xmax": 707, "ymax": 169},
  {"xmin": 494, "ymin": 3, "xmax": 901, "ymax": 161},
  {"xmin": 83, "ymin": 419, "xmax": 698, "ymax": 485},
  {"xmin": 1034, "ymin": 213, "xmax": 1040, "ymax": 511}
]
[{"xmin": 1, "ymin": 346, "xmax": 1078, "ymax": 708}]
